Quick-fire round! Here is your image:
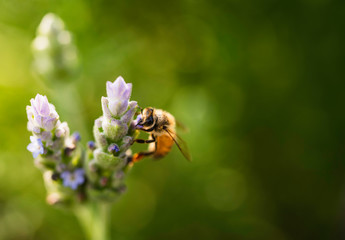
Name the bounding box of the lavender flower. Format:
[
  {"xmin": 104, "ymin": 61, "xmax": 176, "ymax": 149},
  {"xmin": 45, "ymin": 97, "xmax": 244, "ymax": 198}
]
[
  {"xmin": 32, "ymin": 13, "xmax": 79, "ymax": 82},
  {"xmin": 27, "ymin": 94, "xmax": 59, "ymax": 132},
  {"xmin": 106, "ymin": 76, "xmax": 132, "ymax": 116},
  {"xmin": 97, "ymin": 77, "xmax": 138, "ymax": 143},
  {"xmin": 61, "ymin": 169, "xmax": 85, "ymax": 190},
  {"xmin": 26, "ymin": 75, "xmax": 141, "ymax": 211},
  {"xmin": 86, "ymin": 76, "xmax": 140, "ymax": 203},
  {"xmin": 102, "ymin": 76, "xmax": 137, "ymax": 118},
  {"xmin": 27, "ymin": 136, "xmax": 44, "ymax": 158},
  {"xmin": 27, "ymin": 12, "xmax": 155, "ymax": 239}
]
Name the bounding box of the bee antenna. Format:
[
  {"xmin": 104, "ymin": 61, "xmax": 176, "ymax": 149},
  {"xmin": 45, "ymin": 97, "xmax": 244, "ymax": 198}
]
[{"xmin": 139, "ymin": 106, "xmax": 143, "ymax": 113}]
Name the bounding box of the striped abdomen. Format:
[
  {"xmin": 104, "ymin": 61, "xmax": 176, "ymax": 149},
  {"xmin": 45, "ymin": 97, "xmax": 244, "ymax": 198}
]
[{"xmin": 149, "ymin": 134, "xmax": 174, "ymax": 159}]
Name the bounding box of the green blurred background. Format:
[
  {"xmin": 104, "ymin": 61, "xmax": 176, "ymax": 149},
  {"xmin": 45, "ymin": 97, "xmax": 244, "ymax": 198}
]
[{"xmin": 1, "ymin": 0, "xmax": 345, "ymax": 239}]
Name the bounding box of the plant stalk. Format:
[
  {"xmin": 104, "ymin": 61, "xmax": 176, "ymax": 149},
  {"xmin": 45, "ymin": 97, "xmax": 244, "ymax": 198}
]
[{"xmin": 75, "ymin": 202, "xmax": 111, "ymax": 240}]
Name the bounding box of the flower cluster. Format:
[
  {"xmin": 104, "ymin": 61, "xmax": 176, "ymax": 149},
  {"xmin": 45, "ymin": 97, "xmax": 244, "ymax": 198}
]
[
  {"xmin": 86, "ymin": 76, "xmax": 139, "ymax": 201},
  {"xmin": 26, "ymin": 77, "xmax": 140, "ymax": 205},
  {"xmin": 26, "ymin": 94, "xmax": 85, "ymax": 205}
]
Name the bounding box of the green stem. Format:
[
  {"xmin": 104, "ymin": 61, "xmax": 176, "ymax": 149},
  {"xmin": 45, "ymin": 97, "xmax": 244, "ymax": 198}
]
[{"xmin": 74, "ymin": 202, "xmax": 111, "ymax": 240}]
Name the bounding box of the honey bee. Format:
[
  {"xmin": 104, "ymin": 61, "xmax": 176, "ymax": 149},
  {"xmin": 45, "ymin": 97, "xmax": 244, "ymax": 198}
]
[{"xmin": 131, "ymin": 107, "xmax": 191, "ymax": 163}]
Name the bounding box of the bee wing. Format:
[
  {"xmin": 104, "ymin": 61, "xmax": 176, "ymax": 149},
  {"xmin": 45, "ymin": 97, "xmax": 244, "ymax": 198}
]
[
  {"xmin": 163, "ymin": 128, "xmax": 192, "ymax": 162},
  {"xmin": 176, "ymin": 119, "xmax": 189, "ymax": 133}
]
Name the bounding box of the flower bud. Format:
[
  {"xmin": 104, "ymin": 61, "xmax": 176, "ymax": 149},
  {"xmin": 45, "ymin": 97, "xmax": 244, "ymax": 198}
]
[
  {"xmin": 101, "ymin": 76, "xmax": 137, "ymax": 121},
  {"xmin": 105, "ymin": 77, "xmax": 132, "ymax": 116},
  {"xmin": 87, "ymin": 141, "xmax": 96, "ymax": 150},
  {"xmin": 32, "ymin": 13, "xmax": 79, "ymax": 83},
  {"xmin": 27, "ymin": 94, "xmax": 59, "ymax": 132},
  {"xmin": 108, "ymin": 143, "xmax": 120, "ymax": 154}
]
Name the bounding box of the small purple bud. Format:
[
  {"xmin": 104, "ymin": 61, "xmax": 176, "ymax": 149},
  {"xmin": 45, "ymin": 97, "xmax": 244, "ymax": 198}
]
[
  {"xmin": 87, "ymin": 141, "xmax": 96, "ymax": 150},
  {"xmin": 108, "ymin": 143, "xmax": 120, "ymax": 153},
  {"xmin": 72, "ymin": 132, "xmax": 81, "ymax": 143}
]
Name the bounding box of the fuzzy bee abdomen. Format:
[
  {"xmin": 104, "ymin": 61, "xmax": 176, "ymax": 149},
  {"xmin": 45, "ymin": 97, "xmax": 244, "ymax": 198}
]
[{"xmin": 150, "ymin": 134, "xmax": 174, "ymax": 159}]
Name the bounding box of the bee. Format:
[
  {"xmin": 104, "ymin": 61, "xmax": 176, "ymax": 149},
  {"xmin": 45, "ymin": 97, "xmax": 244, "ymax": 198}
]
[{"xmin": 131, "ymin": 107, "xmax": 191, "ymax": 164}]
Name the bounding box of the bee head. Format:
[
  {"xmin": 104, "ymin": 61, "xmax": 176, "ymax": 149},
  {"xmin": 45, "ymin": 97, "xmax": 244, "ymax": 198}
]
[{"xmin": 136, "ymin": 107, "xmax": 155, "ymax": 130}]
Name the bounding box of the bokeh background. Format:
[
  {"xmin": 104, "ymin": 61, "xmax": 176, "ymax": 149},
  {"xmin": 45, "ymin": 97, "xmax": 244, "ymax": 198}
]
[{"xmin": 0, "ymin": 0, "xmax": 345, "ymax": 239}]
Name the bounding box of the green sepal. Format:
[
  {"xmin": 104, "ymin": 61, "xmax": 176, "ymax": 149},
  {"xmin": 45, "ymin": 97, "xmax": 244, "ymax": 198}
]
[
  {"xmin": 93, "ymin": 124, "xmax": 108, "ymax": 149},
  {"xmin": 94, "ymin": 149, "xmax": 124, "ymax": 169},
  {"xmin": 34, "ymin": 155, "xmax": 57, "ymax": 170},
  {"xmin": 102, "ymin": 121, "xmax": 127, "ymax": 142}
]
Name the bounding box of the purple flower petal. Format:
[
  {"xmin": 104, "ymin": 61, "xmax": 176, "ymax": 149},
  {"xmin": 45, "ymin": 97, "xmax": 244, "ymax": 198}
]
[
  {"xmin": 121, "ymin": 101, "xmax": 137, "ymax": 123},
  {"xmin": 27, "ymin": 136, "xmax": 44, "ymax": 158},
  {"xmin": 120, "ymin": 83, "xmax": 132, "ymax": 100},
  {"xmin": 101, "ymin": 97, "xmax": 112, "ymax": 118},
  {"xmin": 103, "ymin": 77, "xmax": 133, "ymax": 117},
  {"xmin": 41, "ymin": 131, "xmax": 52, "ymax": 142},
  {"xmin": 106, "ymin": 77, "xmax": 127, "ymax": 99},
  {"xmin": 112, "ymin": 76, "xmax": 127, "ymax": 97},
  {"xmin": 108, "ymin": 99, "xmax": 128, "ymax": 116},
  {"xmin": 36, "ymin": 95, "xmax": 50, "ymax": 116},
  {"xmin": 106, "ymin": 81, "xmax": 115, "ymax": 98},
  {"xmin": 61, "ymin": 169, "xmax": 85, "ymax": 190},
  {"xmin": 43, "ymin": 117, "xmax": 57, "ymax": 131}
]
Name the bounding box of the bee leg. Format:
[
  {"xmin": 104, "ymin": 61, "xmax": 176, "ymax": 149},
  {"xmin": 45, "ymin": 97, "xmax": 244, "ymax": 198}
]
[
  {"xmin": 133, "ymin": 134, "xmax": 156, "ymax": 144},
  {"xmin": 134, "ymin": 139, "xmax": 155, "ymax": 144},
  {"xmin": 132, "ymin": 151, "xmax": 154, "ymax": 163},
  {"xmin": 129, "ymin": 135, "xmax": 157, "ymax": 166}
]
